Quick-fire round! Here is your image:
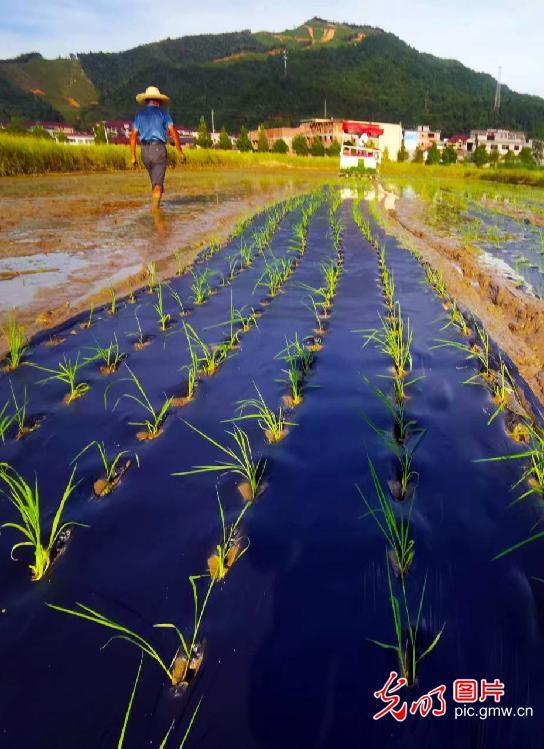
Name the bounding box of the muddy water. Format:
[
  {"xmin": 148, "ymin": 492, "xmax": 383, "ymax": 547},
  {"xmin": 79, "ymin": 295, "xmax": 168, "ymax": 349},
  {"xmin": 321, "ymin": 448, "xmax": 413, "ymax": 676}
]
[{"xmin": 0, "ymin": 169, "xmax": 330, "ymax": 335}]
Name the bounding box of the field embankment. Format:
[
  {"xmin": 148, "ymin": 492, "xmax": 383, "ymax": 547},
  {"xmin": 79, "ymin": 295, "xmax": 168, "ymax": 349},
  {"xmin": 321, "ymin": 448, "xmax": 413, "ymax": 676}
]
[
  {"xmin": 0, "ymin": 135, "xmax": 337, "ymax": 176},
  {"xmin": 381, "ymin": 160, "xmax": 544, "ymax": 187}
]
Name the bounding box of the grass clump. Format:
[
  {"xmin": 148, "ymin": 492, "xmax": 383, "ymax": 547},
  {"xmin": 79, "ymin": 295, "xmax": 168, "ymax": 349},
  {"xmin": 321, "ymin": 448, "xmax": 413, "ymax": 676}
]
[
  {"xmin": 88, "ymin": 334, "xmax": 125, "ymax": 374},
  {"xmin": 73, "ymin": 440, "xmax": 139, "ymax": 497},
  {"xmin": 0, "ymin": 463, "xmax": 82, "ymax": 580},
  {"xmin": 2, "ymin": 315, "xmax": 28, "ymax": 370}
]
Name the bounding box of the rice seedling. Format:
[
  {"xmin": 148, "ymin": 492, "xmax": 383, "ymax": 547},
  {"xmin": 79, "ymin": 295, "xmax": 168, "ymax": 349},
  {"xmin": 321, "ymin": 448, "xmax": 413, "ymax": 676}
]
[
  {"xmin": 88, "ymin": 334, "xmax": 125, "ymax": 374},
  {"xmin": 118, "ymin": 655, "xmax": 203, "ymax": 748},
  {"xmin": 288, "ymin": 221, "xmax": 307, "ymax": 256},
  {"xmin": 363, "ymin": 377, "xmax": 416, "ymax": 445},
  {"xmin": 153, "ymin": 283, "xmax": 172, "ymax": 331},
  {"xmin": 174, "ymin": 249, "xmax": 188, "ymax": 277},
  {"xmin": 36, "ymin": 354, "xmax": 90, "ymax": 404},
  {"xmin": 208, "ymin": 491, "xmax": 250, "ymax": 580},
  {"xmin": 73, "ymin": 440, "xmax": 139, "ymax": 497},
  {"xmin": 255, "ymin": 258, "xmax": 284, "ymax": 298},
  {"xmin": 127, "ymin": 282, "xmax": 136, "ymax": 305},
  {"xmin": 0, "ymin": 463, "xmax": 82, "ymax": 581},
  {"xmin": 365, "ymin": 415, "xmax": 425, "ymax": 501},
  {"xmin": 173, "ymin": 421, "xmax": 266, "ymax": 500},
  {"xmin": 127, "ymin": 311, "xmax": 152, "ymax": 351},
  {"xmin": 442, "ymin": 301, "xmax": 470, "ymax": 336},
  {"xmin": 109, "ymin": 288, "xmax": 118, "ymax": 315},
  {"xmin": 147, "ymin": 262, "xmax": 157, "ymax": 294},
  {"xmin": 166, "ymin": 284, "xmax": 189, "ymax": 318},
  {"xmin": 230, "ymin": 384, "xmax": 295, "ymax": 444},
  {"xmin": 9, "ymin": 383, "xmax": 38, "ymax": 439},
  {"xmin": 80, "ymin": 303, "xmax": 95, "ymax": 330},
  {"xmin": 277, "ymin": 333, "xmax": 314, "ymax": 375},
  {"xmin": 488, "ymin": 357, "xmax": 514, "ymax": 425},
  {"xmin": 369, "ymin": 554, "xmax": 445, "ymax": 685},
  {"xmin": 205, "ymin": 237, "xmax": 221, "ymax": 260},
  {"xmin": 0, "ymin": 401, "xmax": 15, "ymax": 443},
  {"xmin": 2, "ymin": 314, "xmax": 28, "ymax": 370},
  {"xmin": 190, "ymin": 268, "xmax": 215, "ymax": 305},
  {"xmin": 110, "ymin": 365, "xmax": 172, "ymax": 439},
  {"xmin": 423, "ymin": 264, "xmax": 447, "ymax": 298},
  {"xmin": 358, "ymin": 459, "xmax": 415, "ymax": 576},
  {"xmin": 476, "ymin": 424, "xmax": 544, "ymax": 503},
  {"xmin": 363, "ymin": 305, "xmax": 413, "ymax": 381},
  {"xmin": 182, "ymin": 323, "xmax": 229, "ymax": 378}
]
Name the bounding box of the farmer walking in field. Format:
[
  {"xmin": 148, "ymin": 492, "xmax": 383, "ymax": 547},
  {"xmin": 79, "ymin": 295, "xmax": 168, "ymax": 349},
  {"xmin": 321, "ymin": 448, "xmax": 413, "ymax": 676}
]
[{"xmin": 130, "ymin": 85, "xmax": 185, "ymax": 209}]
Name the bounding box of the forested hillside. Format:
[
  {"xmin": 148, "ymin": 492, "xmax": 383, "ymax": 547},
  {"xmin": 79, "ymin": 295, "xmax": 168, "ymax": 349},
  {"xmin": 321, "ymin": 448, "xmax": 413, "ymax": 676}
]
[{"xmin": 1, "ymin": 18, "xmax": 543, "ymax": 136}]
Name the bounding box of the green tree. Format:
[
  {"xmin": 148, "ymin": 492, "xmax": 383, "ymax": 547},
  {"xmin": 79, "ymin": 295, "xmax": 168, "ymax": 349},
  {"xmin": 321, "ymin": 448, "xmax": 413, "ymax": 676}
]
[
  {"xmin": 29, "ymin": 125, "xmax": 52, "ymax": 140},
  {"xmin": 441, "ymin": 145, "xmax": 457, "ymax": 165},
  {"xmin": 426, "ymin": 142, "xmax": 441, "ymax": 165},
  {"xmin": 257, "ymin": 124, "xmax": 269, "ymax": 152},
  {"xmin": 503, "ymin": 149, "xmax": 517, "ymax": 166},
  {"xmin": 7, "ymin": 116, "xmax": 25, "ymax": 134},
  {"xmin": 382, "ymin": 146, "xmax": 390, "ymax": 162},
  {"xmin": 56, "ymin": 131, "xmax": 69, "ymax": 143},
  {"xmin": 236, "ymin": 126, "xmax": 252, "ymax": 152},
  {"xmin": 327, "ymin": 138, "xmax": 341, "ymax": 157},
  {"xmin": 309, "ymin": 136, "xmax": 325, "ymax": 157},
  {"xmin": 272, "ymin": 138, "xmax": 289, "ymax": 154},
  {"xmin": 518, "ymin": 146, "xmax": 535, "ymax": 167},
  {"xmin": 94, "ymin": 123, "xmax": 107, "ymax": 144},
  {"xmin": 292, "ymin": 134, "xmax": 309, "ymax": 156},
  {"xmin": 488, "ymin": 149, "xmax": 500, "ymax": 167},
  {"xmin": 413, "ymin": 147, "xmax": 424, "ymax": 163},
  {"xmin": 533, "ymin": 140, "xmax": 543, "ymax": 165},
  {"xmin": 472, "ymin": 144, "xmax": 489, "ymax": 167},
  {"xmin": 397, "ymin": 141, "xmax": 408, "ymax": 162},
  {"xmin": 196, "ymin": 116, "xmax": 213, "ymax": 148},
  {"xmin": 218, "ymin": 125, "xmax": 232, "ymax": 150}
]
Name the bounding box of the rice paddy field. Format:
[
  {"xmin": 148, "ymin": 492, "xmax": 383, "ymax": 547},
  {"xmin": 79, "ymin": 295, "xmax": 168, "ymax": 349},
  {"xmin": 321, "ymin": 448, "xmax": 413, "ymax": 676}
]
[{"xmin": 1, "ymin": 182, "xmax": 544, "ymax": 747}]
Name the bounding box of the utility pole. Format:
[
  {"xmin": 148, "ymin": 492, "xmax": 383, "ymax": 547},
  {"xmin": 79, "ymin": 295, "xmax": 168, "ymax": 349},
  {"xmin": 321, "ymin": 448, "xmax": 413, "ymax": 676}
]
[
  {"xmin": 324, "ymin": 98, "xmax": 327, "ymax": 119},
  {"xmin": 211, "ymin": 109, "xmax": 215, "ymax": 136},
  {"xmin": 493, "ymin": 66, "xmax": 502, "ymax": 113},
  {"xmin": 283, "ymin": 48, "xmax": 288, "ymax": 79}
]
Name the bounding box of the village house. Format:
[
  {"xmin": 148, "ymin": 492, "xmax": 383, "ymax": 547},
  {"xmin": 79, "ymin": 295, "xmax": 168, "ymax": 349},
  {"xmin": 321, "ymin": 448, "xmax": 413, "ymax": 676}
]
[
  {"xmin": 467, "ymin": 128, "xmax": 532, "ymax": 156},
  {"xmin": 66, "ymin": 131, "xmax": 95, "ymax": 146},
  {"xmin": 416, "ymin": 124, "xmax": 441, "ymax": 151}
]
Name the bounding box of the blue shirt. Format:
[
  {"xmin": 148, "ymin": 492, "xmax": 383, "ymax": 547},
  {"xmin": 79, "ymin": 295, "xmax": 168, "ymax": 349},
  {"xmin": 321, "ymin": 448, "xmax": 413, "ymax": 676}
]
[{"xmin": 133, "ymin": 104, "xmax": 173, "ymax": 144}]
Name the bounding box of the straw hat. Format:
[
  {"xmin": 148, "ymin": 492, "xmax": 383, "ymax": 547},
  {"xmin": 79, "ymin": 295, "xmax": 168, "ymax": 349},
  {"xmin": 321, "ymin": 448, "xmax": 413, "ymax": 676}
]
[{"xmin": 135, "ymin": 85, "xmax": 170, "ymax": 104}]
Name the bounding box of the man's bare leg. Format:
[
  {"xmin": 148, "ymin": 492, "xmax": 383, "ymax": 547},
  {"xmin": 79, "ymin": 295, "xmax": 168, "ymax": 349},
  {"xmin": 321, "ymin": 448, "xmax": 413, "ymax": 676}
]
[{"xmin": 152, "ymin": 184, "xmax": 163, "ymax": 210}]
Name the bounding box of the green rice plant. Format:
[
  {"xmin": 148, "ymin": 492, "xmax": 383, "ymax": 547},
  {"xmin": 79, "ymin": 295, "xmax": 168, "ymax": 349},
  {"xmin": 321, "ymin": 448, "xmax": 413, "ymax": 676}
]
[
  {"xmin": 166, "ymin": 284, "xmax": 188, "ymax": 318},
  {"xmin": 87, "ymin": 334, "xmax": 125, "ymax": 373},
  {"xmin": 255, "ymin": 257, "xmax": 284, "ymax": 298},
  {"xmin": 358, "ymin": 459, "xmax": 415, "ymax": 576},
  {"xmin": 488, "ymin": 357, "xmax": 514, "ymax": 425},
  {"xmin": 153, "ymin": 283, "xmax": 171, "ymax": 331},
  {"xmin": 366, "ymin": 415, "xmax": 425, "ymax": 501},
  {"xmin": 190, "ymin": 268, "xmax": 214, "ymax": 305},
  {"xmin": 442, "ymin": 301, "xmax": 470, "ymax": 336},
  {"xmin": 208, "ymin": 491, "xmax": 250, "ymax": 580},
  {"xmin": 205, "ymin": 237, "xmax": 221, "ymax": 260},
  {"xmin": 2, "ymin": 314, "xmax": 28, "ymax": 370},
  {"xmin": 277, "ymin": 333, "xmax": 314, "ymax": 375},
  {"xmin": 110, "ymin": 365, "xmax": 172, "ymax": 438},
  {"xmin": 363, "ymin": 305, "xmax": 413, "ymax": 380},
  {"xmin": 182, "ymin": 322, "xmax": 229, "ymax": 377},
  {"xmin": 225, "ymin": 254, "xmax": 240, "ymax": 281},
  {"xmin": 173, "ymin": 421, "xmax": 266, "ymax": 500},
  {"xmin": 147, "ymin": 262, "xmax": 157, "ymax": 294},
  {"xmin": 9, "ymin": 383, "xmax": 36, "ymax": 439},
  {"xmin": 423, "ymin": 264, "xmax": 447, "ymax": 298},
  {"xmin": 369, "ymin": 554, "xmax": 445, "ymax": 685},
  {"xmin": 0, "ymin": 401, "xmax": 15, "ymax": 443},
  {"xmin": 288, "ymin": 221, "xmax": 307, "ymax": 256},
  {"xmin": 36, "ymin": 354, "xmax": 90, "ymax": 404},
  {"xmin": 118, "ymin": 655, "xmax": 202, "ymax": 749},
  {"xmin": 0, "ymin": 463, "xmax": 82, "ymax": 581},
  {"xmin": 363, "ymin": 377, "xmax": 416, "ymax": 445},
  {"xmin": 109, "ymin": 287, "xmax": 118, "ymax": 315},
  {"xmin": 80, "ymin": 303, "xmax": 95, "ymax": 330},
  {"xmin": 282, "ymin": 363, "xmax": 303, "ymax": 406},
  {"xmin": 238, "ymin": 239, "xmax": 253, "ymax": 268},
  {"xmin": 476, "ymin": 424, "xmax": 544, "ymax": 503},
  {"xmin": 127, "ymin": 311, "xmax": 151, "ymax": 351},
  {"xmin": 174, "ymin": 249, "xmax": 187, "ymax": 277},
  {"xmin": 230, "ymin": 384, "xmax": 295, "ymax": 444},
  {"xmin": 73, "ymin": 440, "xmax": 139, "ymax": 495}
]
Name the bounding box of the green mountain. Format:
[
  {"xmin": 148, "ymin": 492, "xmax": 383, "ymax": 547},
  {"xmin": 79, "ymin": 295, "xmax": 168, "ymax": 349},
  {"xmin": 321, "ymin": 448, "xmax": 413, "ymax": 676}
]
[{"xmin": 1, "ymin": 18, "xmax": 543, "ymax": 137}]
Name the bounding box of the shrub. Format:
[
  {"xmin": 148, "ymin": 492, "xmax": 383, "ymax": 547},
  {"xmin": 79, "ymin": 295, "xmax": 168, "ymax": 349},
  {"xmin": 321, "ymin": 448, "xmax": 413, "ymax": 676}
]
[
  {"xmin": 272, "ymin": 138, "xmax": 289, "ymax": 154},
  {"xmin": 292, "ymin": 134, "xmax": 309, "ymax": 156}
]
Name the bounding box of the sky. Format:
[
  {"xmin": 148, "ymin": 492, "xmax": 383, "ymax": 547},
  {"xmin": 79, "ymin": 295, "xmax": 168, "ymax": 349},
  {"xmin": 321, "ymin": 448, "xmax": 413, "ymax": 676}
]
[{"xmin": 0, "ymin": 0, "xmax": 542, "ymax": 98}]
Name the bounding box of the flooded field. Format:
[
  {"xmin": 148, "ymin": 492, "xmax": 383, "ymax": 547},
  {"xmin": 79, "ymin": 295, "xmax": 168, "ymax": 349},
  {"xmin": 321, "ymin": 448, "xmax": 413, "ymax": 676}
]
[
  {"xmin": 0, "ymin": 169, "xmax": 330, "ymax": 335},
  {"xmin": 375, "ymin": 177, "xmax": 544, "ymax": 405}
]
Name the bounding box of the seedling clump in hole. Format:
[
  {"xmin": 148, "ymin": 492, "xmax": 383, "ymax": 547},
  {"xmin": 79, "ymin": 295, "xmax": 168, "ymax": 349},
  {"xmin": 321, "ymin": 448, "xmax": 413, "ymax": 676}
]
[
  {"xmin": 73, "ymin": 440, "xmax": 139, "ymax": 497},
  {"xmin": 2, "ymin": 315, "xmax": 28, "ymax": 370},
  {"xmin": 231, "ymin": 384, "xmax": 294, "ymax": 444},
  {"xmin": 108, "ymin": 365, "xmax": 172, "ymax": 440}
]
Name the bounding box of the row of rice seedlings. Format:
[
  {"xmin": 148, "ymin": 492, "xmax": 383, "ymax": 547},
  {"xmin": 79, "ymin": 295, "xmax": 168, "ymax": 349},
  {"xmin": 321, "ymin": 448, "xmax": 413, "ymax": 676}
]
[
  {"xmin": 276, "ymin": 333, "xmax": 315, "ymax": 409},
  {"xmin": 73, "ymin": 439, "xmax": 139, "ymax": 497},
  {"xmin": 1, "ymin": 315, "xmax": 28, "ymax": 370},
  {"xmin": 0, "ymin": 462, "xmax": 82, "ymax": 580}
]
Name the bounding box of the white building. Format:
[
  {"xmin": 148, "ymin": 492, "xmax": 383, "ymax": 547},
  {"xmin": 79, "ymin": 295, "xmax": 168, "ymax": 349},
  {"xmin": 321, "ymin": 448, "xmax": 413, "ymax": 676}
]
[
  {"xmin": 66, "ymin": 132, "xmax": 95, "ymax": 146},
  {"xmin": 467, "ymin": 129, "xmax": 532, "ymax": 156}
]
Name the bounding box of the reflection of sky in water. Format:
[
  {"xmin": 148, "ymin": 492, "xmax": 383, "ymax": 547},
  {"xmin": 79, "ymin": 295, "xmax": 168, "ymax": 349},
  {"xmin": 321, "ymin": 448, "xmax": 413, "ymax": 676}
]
[{"xmin": 1, "ymin": 253, "xmax": 85, "ymax": 307}]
